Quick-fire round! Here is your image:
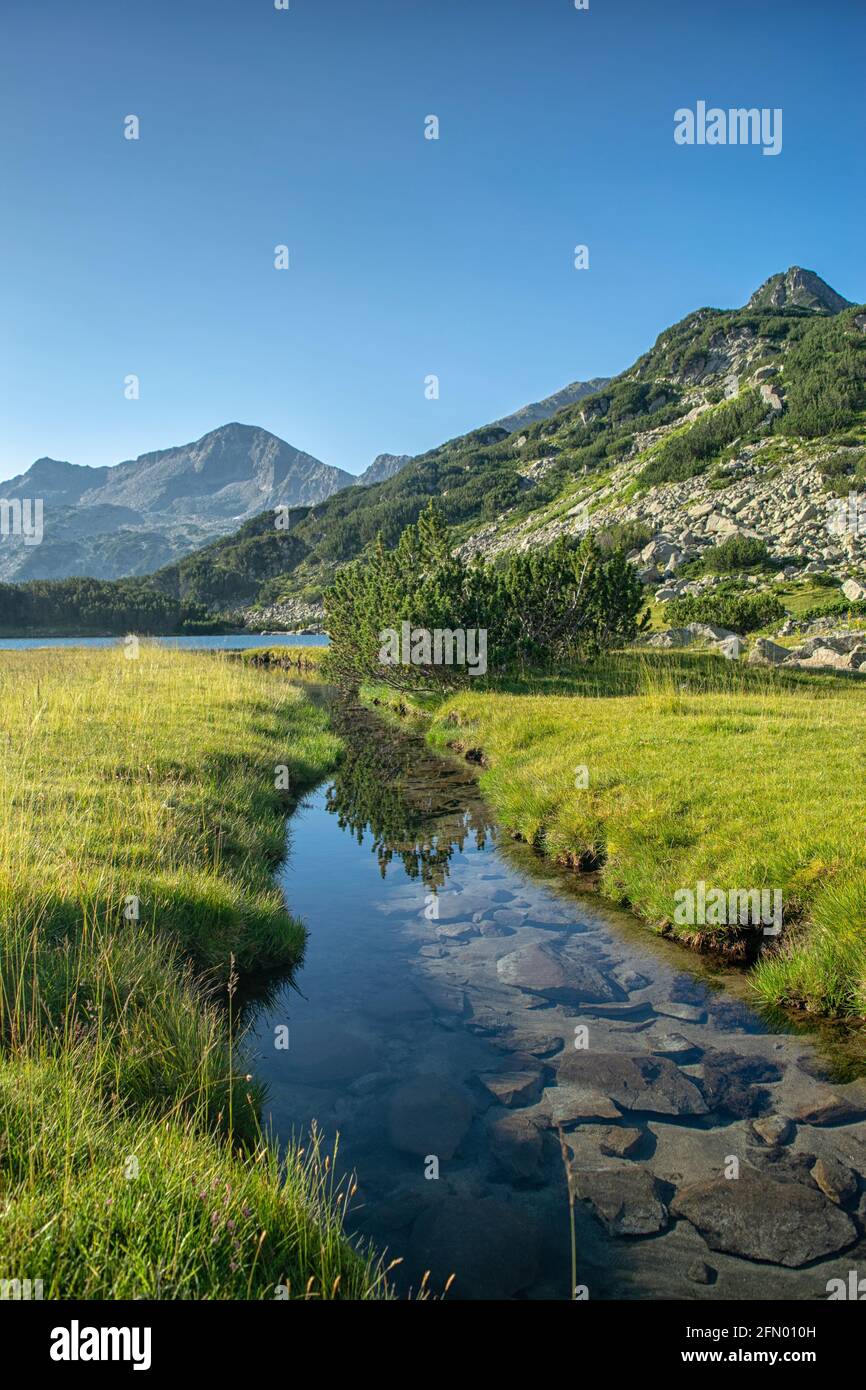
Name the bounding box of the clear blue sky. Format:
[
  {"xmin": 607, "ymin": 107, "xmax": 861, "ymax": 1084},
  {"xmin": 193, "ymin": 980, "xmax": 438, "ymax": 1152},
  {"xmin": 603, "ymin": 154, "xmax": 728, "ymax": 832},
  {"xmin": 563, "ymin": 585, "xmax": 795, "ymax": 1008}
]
[{"xmin": 1, "ymin": 0, "xmax": 863, "ymax": 483}]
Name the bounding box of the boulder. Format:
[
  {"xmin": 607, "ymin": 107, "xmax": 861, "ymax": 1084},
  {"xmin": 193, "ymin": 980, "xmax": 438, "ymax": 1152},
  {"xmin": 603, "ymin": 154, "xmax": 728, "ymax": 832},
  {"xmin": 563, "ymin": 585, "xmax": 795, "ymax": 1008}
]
[
  {"xmin": 387, "ymin": 1074, "xmax": 474, "ymax": 1157},
  {"xmin": 553, "ymin": 1052, "xmax": 708, "ymax": 1117},
  {"xmin": 686, "ymin": 622, "xmax": 736, "ymax": 642},
  {"xmin": 748, "ymin": 637, "xmax": 790, "ymax": 666},
  {"xmin": 751, "ymin": 1115, "xmax": 794, "ymax": 1147},
  {"xmin": 409, "ymin": 1197, "xmax": 540, "ymax": 1299},
  {"xmin": 646, "ymin": 627, "xmax": 694, "ymax": 649},
  {"xmin": 811, "ymin": 1157, "xmax": 858, "ymax": 1205},
  {"xmin": 842, "ymin": 577, "xmax": 866, "ymax": 602},
  {"xmin": 495, "ymin": 943, "xmax": 620, "ymax": 1005},
  {"xmin": 671, "ymin": 1170, "xmax": 857, "ymax": 1267},
  {"xmin": 570, "ymin": 1168, "xmax": 668, "ymax": 1236},
  {"xmin": 718, "ymin": 634, "xmax": 743, "ymax": 660}
]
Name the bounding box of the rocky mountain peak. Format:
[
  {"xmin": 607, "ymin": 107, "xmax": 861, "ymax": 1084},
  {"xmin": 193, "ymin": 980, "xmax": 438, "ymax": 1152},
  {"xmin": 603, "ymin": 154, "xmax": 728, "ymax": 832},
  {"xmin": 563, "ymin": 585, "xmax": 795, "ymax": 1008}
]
[
  {"xmin": 746, "ymin": 267, "xmax": 852, "ymax": 314},
  {"xmin": 356, "ymin": 453, "xmax": 413, "ymax": 486}
]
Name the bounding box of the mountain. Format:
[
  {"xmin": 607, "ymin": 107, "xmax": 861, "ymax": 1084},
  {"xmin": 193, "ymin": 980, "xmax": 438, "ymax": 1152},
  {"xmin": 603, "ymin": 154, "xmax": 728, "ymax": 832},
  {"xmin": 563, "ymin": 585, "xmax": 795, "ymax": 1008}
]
[
  {"xmin": 746, "ymin": 266, "xmax": 852, "ymax": 315},
  {"xmin": 4, "ymin": 267, "xmax": 864, "ymax": 635},
  {"xmin": 0, "ymin": 424, "xmax": 353, "ymax": 582},
  {"xmin": 492, "ymin": 377, "xmax": 611, "ymax": 433},
  {"xmin": 184, "ymin": 267, "xmax": 864, "ymax": 622},
  {"xmin": 356, "ymin": 454, "xmax": 412, "ymax": 486}
]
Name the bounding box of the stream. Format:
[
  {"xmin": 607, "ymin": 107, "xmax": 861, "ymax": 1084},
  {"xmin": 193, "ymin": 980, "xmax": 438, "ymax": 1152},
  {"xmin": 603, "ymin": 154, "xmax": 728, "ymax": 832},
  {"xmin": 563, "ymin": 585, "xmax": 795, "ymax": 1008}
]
[{"xmin": 249, "ymin": 702, "xmax": 866, "ymax": 1300}]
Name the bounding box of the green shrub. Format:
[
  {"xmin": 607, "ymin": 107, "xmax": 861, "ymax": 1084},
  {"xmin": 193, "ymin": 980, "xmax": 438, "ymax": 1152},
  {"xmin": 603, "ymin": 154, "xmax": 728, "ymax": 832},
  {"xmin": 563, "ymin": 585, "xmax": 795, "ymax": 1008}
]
[
  {"xmin": 665, "ymin": 590, "xmax": 785, "ymax": 634},
  {"xmin": 639, "ymin": 389, "xmax": 768, "ymax": 487},
  {"xmin": 703, "ymin": 535, "xmax": 773, "ymax": 573},
  {"xmin": 325, "ymin": 502, "xmax": 647, "ymax": 690},
  {"xmin": 596, "ymin": 520, "xmax": 652, "ymax": 553}
]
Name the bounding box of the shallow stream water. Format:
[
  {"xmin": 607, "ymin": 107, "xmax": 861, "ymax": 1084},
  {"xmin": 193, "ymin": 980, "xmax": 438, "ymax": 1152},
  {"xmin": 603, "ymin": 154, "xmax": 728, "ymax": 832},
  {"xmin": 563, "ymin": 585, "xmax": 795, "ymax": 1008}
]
[{"xmin": 250, "ymin": 703, "xmax": 866, "ymax": 1300}]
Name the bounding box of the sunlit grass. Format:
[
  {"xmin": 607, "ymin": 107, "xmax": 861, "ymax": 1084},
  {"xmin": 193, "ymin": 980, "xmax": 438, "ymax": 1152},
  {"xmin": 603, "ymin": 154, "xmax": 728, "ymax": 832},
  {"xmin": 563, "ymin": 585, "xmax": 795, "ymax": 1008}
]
[
  {"xmin": 0, "ymin": 645, "xmax": 384, "ymax": 1298},
  {"xmin": 430, "ymin": 652, "xmax": 866, "ymax": 1019}
]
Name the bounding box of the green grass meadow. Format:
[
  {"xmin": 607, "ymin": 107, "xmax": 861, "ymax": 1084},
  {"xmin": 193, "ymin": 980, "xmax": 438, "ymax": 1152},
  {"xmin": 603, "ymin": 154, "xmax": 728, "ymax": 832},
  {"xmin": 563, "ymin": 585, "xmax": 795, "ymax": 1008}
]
[
  {"xmin": 428, "ymin": 652, "xmax": 866, "ymax": 1020},
  {"xmin": 0, "ymin": 644, "xmax": 384, "ymax": 1299}
]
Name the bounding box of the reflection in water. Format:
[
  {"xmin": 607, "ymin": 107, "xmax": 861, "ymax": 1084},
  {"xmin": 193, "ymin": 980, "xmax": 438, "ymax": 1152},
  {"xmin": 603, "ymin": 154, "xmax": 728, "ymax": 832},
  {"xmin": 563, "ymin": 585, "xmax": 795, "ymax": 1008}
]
[
  {"xmin": 325, "ymin": 701, "xmax": 494, "ymax": 890},
  {"xmin": 250, "ymin": 702, "xmax": 866, "ymax": 1301}
]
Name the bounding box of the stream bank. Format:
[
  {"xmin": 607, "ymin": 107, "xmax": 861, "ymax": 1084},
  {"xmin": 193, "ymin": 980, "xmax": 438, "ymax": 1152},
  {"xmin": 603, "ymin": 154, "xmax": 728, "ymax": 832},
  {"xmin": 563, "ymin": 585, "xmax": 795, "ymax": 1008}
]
[{"xmin": 250, "ymin": 700, "xmax": 866, "ymax": 1300}]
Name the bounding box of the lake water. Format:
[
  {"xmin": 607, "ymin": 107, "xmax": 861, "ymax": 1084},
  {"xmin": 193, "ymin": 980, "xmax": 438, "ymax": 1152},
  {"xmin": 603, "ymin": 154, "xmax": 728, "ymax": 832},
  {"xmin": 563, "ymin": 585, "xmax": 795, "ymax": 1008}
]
[
  {"xmin": 250, "ymin": 702, "xmax": 866, "ymax": 1300},
  {"xmin": 0, "ymin": 633, "xmax": 329, "ymax": 651}
]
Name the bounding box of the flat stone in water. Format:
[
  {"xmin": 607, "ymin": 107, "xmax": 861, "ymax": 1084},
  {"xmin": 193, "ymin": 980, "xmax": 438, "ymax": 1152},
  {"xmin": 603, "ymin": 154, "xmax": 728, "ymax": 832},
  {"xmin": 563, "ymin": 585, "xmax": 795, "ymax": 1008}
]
[
  {"xmin": 496, "ymin": 942, "xmax": 621, "ymax": 1004},
  {"xmin": 647, "ymin": 1031, "xmax": 699, "ymax": 1059},
  {"xmin": 571, "ymin": 1168, "xmax": 668, "ymax": 1236},
  {"xmin": 655, "ymin": 1001, "xmax": 707, "ymax": 1024},
  {"xmin": 543, "ymin": 1083, "xmax": 620, "ymax": 1123},
  {"xmin": 670, "ymin": 1169, "xmax": 858, "ymax": 1267},
  {"xmin": 436, "ymin": 921, "xmax": 479, "ymax": 941},
  {"xmin": 788, "ymin": 1091, "xmax": 865, "ymax": 1126},
  {"xmin": 479, "ymin": 1069, "xmax": 543, "ymax": 1107},
  {"xmin": 555, "ymin": 1052, "xmax": 709, "ymax": 1117},
  {"xmin": 565, "ymin": 1125, "xmax": 644, "ymax": 1159}
]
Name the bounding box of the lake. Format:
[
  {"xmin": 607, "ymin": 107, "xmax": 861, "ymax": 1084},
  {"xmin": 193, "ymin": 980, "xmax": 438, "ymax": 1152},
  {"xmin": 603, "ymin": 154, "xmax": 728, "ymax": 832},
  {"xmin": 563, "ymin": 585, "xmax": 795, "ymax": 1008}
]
[{"xmin": 0, "ymin": 633, "xmax": 330, "ymax": 651}]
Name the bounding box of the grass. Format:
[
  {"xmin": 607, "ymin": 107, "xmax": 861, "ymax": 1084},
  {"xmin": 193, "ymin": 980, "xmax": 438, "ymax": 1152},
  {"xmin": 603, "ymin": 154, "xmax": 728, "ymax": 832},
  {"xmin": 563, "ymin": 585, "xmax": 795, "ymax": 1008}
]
[
  {"xmin": 427, "ymin": 652, "xmax": 866, "ymax": 1020},
  {"xmin": 238, "ymin": 644, "xmax": 328, "ymax": 674},
  {"xmin": 0, "ymin": 645, "xmax": 384, "ymax": 1299}
]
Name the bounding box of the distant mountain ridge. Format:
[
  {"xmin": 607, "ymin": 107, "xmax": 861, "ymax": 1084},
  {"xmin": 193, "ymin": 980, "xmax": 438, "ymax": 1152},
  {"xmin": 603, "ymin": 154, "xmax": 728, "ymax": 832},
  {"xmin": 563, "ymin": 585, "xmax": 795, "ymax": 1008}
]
[
  {"xmin": 0, "ymin": 424, "xmax": 354, "ymax": 582},
  {"xmin": 492, "ymin": 377, "xmax": 611, "ymax": 433},
  {"xmin": 1, "ymin": 376, "xmax": 619, "ymax": 582},
  {"xmin": 356, "ymin": 453, "xmax": 413, "ymax": 486},
  {"xmin": 3, "ymin": 266, "xmax": 862, "ymax": 622}
]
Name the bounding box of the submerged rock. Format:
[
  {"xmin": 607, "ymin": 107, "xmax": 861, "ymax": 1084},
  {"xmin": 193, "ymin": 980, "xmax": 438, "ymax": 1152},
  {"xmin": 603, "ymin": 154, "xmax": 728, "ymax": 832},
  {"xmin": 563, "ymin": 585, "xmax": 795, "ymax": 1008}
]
[
  {"xmin": 554, "ymin": 1052, "xmax": 708, "ymax": 1117},
  {"xmin": 700, "ymin": 1050, "xmax": 781, "ymax": 1118},
  {"xmin": 409, "ymin": 1198, "xmax": 540, "ymax": 1299},
  {"xmin": 387, "ymin": 1074, "xmax": 474, "ymax": 1158},
  {"xmin": 487, "ymin": 1110, "xmax": 545, "ymax": 1182},
  {"xmin": 495, "ymin": 942, "xmax": 621, "ymax": 1004},
  {"xmin": 571, "ymin": 1168, "xmax": 668, "ymax": 1236},
  {"xmin": 671, "ymin": 1169, "xmax": 857, "ymax": 1267},
  {"xmin": 479, "ymin": 1069, "xmax": 544, "ymax": 1107}
]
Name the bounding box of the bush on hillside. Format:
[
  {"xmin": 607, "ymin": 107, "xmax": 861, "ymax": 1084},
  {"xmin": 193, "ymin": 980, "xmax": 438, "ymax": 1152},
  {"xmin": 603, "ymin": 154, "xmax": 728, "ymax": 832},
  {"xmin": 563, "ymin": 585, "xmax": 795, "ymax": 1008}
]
[
  {"xmin": 702, "ymin": 535, "xmax": 774, "ymax": 573},
  {"xmin": 638, "ymin": 389, "xmax": 768, "ymax": 488},
  {"xmin": 325, "ymin": 502, "xmax": 647, "ymax": 690},
  {"xmin": 665, "ymin": 590, "xmax": 785, "ymax": 634}
]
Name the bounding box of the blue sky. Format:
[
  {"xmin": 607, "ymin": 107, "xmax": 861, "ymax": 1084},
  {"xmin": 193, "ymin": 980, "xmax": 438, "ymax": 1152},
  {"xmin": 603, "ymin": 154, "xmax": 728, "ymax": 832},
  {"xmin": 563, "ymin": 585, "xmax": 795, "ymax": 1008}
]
[{"xmin": 1, "ymin": 0, "xmax": 863, "ymax": 483}]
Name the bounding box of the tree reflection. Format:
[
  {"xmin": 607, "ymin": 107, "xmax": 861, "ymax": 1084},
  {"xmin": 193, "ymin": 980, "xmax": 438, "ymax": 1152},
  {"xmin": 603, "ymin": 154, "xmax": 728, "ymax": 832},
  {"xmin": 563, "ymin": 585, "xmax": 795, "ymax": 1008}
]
[{"xmin": 325, "ymin": 701, "xmax": 495, "ymax": 891}]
